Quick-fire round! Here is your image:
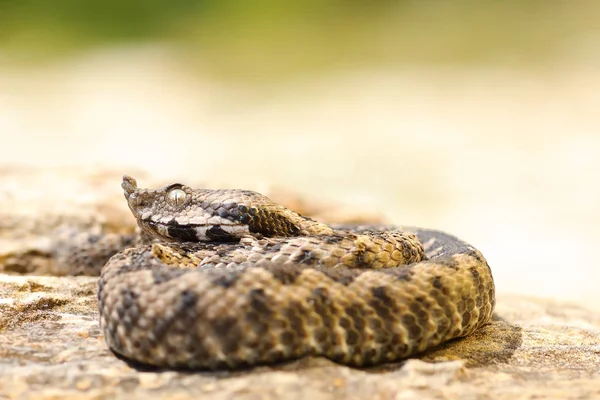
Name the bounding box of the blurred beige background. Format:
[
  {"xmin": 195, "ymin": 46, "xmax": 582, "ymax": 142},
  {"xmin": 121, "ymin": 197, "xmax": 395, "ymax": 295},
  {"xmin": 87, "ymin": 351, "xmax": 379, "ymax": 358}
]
[{"xmin": 1, "ymin": 2, "xmax": 598, "ymax": 310}]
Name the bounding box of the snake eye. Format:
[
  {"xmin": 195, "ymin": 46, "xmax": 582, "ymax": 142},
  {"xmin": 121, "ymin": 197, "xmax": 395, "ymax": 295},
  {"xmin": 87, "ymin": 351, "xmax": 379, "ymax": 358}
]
[{"xmin": 167, "ymin": 188, "xmax": 187, "ymax": 207}]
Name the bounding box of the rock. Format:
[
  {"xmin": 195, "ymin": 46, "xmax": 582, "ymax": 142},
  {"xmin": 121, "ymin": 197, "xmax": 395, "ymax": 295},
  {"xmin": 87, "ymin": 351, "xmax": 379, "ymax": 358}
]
[
  {"xmin": 1, "ymin": 166, "xmax": 599, "ymax": 399},
  {"xmin": 0, "ymin": 167, "xmax": 146, "ymax": 275},
  {"xmin": 1, "ymin": 274, "xmax": 598, "ymax": 399}
]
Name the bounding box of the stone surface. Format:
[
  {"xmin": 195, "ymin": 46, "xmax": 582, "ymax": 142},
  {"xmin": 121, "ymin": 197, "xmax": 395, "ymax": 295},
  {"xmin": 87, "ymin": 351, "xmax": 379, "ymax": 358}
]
[
  {"xmin": 1, "ymin": 166, "xmax": 599, "ymax": 399},
  {"xmin": 1, "ymin": 274, "xmax": 598, "ymax": 400}
]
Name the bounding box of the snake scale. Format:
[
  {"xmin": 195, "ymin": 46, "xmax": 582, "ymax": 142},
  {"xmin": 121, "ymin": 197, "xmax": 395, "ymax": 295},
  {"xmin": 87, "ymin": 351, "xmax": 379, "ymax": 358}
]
[{"xmin": 97, "ymin": 175, "xmax": 495, "ymax": 370}]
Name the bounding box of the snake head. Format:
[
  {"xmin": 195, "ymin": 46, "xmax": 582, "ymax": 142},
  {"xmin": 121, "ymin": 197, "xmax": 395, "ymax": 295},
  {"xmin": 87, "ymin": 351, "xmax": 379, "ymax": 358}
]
[{"xmin": 121, "ymin": 175, "xmax": 311, "ymax": 243}]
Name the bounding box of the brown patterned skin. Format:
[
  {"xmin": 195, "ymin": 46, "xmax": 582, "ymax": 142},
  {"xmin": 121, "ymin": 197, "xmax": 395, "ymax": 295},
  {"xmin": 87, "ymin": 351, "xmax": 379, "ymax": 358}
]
[{"xmin": 97, "ymin": 175, "xmax": 495, "ymax": 369}]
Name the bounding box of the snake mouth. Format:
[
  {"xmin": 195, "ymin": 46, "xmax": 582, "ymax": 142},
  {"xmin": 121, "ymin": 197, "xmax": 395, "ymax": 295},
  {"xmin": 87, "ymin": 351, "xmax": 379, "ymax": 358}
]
[{"xmin": 144, "ymin": 220, "xmax": 249, "ymax": 243}]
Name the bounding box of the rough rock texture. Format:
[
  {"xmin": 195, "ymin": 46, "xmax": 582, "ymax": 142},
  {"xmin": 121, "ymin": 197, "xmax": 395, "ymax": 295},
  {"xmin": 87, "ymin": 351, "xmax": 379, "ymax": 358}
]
[
  {"xmin": 1, "ymin": 275, "xmax": 598, "ymax": 400},
  {"xmin": 1, "ymin": 167, "xmax": 599, "ymax": 399},
  {"xmin": 0, "ymin": 167, "xmax": 145, "ymax": 275}
]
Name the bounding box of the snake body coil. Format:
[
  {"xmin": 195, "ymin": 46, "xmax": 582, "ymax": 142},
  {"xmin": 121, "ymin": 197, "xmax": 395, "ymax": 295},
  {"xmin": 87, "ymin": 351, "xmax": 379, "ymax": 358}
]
[{"xmin": 97, "ymin": 175, "xmax": 495, "ymax": 369}]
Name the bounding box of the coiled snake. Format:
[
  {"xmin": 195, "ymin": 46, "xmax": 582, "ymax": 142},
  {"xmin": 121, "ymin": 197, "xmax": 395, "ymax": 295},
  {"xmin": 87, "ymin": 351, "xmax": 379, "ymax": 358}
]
[{"xmin": 98, "ymin": 175, "xmax": 495, "ymax": 369}]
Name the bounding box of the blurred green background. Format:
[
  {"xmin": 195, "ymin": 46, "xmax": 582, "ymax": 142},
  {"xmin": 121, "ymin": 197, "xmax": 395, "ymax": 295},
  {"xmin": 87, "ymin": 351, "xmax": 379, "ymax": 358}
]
[
  {"xmin": 2, "ymin": 1, "xmax": 599, "ymax": 79},
  {"xmin": 0, "ymin": 1, "xmax": 599, "ymax": 309}
]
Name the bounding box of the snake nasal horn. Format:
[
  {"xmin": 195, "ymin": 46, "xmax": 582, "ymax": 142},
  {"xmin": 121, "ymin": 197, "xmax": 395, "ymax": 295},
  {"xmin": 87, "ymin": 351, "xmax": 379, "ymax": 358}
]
[{"xmin": 122, "ymin": 175, "xmax": 138, "ymax": 196}]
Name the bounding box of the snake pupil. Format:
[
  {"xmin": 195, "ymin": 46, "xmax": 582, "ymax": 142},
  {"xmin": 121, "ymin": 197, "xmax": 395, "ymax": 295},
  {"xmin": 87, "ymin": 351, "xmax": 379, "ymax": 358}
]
[{"xmin": 167, "ymin": 188, "xmax": 187, "ymax": 207}]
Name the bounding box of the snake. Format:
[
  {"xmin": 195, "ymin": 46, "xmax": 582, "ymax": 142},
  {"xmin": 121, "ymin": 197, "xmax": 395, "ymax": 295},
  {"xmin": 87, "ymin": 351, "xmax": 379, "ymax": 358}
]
[{"xmin": 97, "ymin": 175, "xmax": 495, "ymax": 370}]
